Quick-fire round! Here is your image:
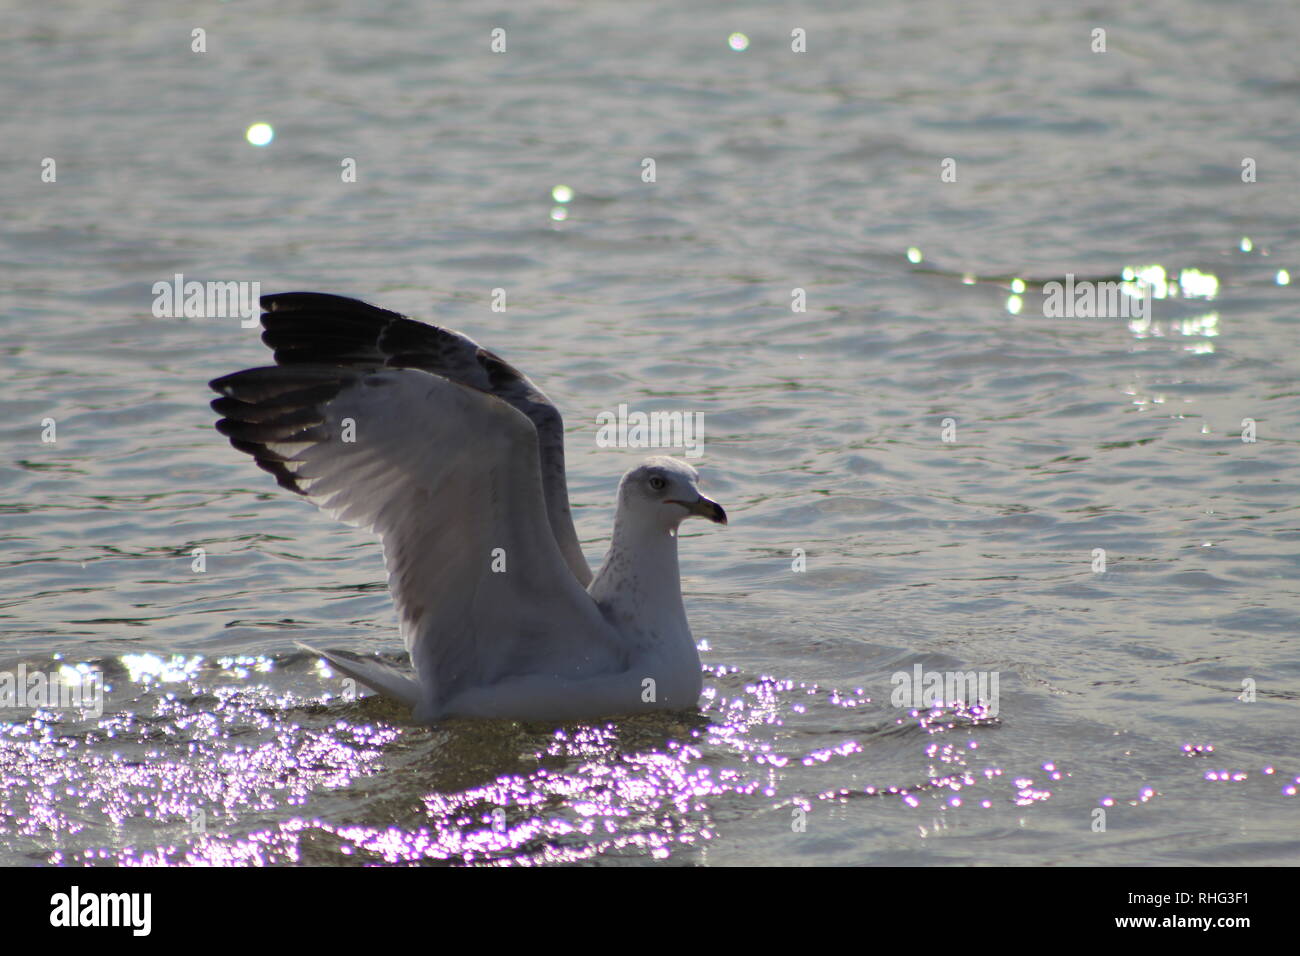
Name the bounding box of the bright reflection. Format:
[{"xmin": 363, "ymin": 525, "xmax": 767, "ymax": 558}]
[
  {"xmin": 1005, "ymin": 294, "xmax": 1023, "ymax": 314},
  {"xmin": 1122, "ymin": 263, "xmax": 1168, "ymax": 299},
  {"xmin": 1277, "ymin": 269, "xmax": 1291, "ymax": 286},
  {"xmin": 1177, "ymin": 268, "xmax": 1219, "ymax": 299},
  {"xmin": 550, "ymin": 206, "xmax": 568, "ymax": 221},
  {"xmin": 120, "ymin": 653, "xmax": 203, "ymax": 683},
  {"xmin": 1130, "ymin": 306, "xmax": 1219, "ymax": 353},
  {"xmin": 551, "ymin": 184, "xmax": 573, "ymax": 203},
  {"xmin": 245, "ymin": 123, "xmax": 274, "ymax": 147},
  {"xmin": 1118, "ymin": 262, "xmax": 1220, "ymax": 312},
  {"xmin": 906, "ymin": 246, "xmax": 923, "ymax": 264},
  {"xmin": 56, "ymin": 662, "xmax": 98, "ymax": 686},
  {"xmin": 1240, "ymin": 237, "xmax": 1253, "ymax": 252},
  {"xmin": 1173, "ymin": 312, "xmax": 1219, "ymax": 337},
  {"xmin": 0, "ymin": 651, "xmax": 1164, "ymax": 866},
  {"xmin": 728, "ymin": 32, "xmax": 749, "ymax": 51}
]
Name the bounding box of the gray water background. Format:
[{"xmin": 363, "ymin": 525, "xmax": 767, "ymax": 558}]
[{"xmin": 1, "ymin": 0, "xmax": 1297, "ymax": 865}]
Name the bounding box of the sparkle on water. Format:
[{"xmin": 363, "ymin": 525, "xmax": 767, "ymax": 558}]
[
  {"xmin": 245, "ymin": 122, "xmax": 274, "ymax": 146},
  {"xmin": 728, "ymin": 33, "xmax": 749, "ymax": 52},
  {"xmin": 551, "ymin": 185, "xmax": 574, "ymax": 203},
  {"xmin": 9, "ymin": 650, "xmax": 1284, "ymax": 865},
  {"xmin": 0, "ymin": 654, "xmax": 1078, "ymax": 865},
  {"xmin": 902, "ymin": 255, "xmax": 1236, "ymax": 350}
]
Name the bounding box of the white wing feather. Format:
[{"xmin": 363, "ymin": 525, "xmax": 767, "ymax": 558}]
[{"xmin": 214, "ymin": 366, "xmax": 627, "ymax": 720}]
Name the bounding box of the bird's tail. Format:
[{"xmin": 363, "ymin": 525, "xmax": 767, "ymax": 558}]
[{"xmin": 296, "ymin": 641, "xmax": 423, "ymax": 712}]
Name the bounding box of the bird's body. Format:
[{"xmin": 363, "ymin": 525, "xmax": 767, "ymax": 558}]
[{"xmin": 210, "ymin": 293, "xmax": 725, "ymax": 723}]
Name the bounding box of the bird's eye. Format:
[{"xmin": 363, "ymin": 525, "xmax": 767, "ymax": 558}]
[{"xmin": 648, "ymin": 475, "xmax": 666, "ymax": 491}]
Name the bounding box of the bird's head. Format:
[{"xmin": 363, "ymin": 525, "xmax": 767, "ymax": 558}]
[{"xmin": 619, "ymin": 456, "xmax": 727, "ymax": 533}]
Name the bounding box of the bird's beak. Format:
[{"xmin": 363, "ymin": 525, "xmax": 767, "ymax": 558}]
[{"xmin": 685, "ymin": 495, "xmax": 727, "ymax": 525}]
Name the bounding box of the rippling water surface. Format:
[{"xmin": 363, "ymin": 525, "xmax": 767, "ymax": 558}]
[{"xmin": 2, "ymin": 0, "xmax": 1298, "ymax": 866}]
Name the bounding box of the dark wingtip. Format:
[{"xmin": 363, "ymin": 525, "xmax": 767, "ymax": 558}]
[
  {"xmin": 208, "ymin": 365, "xmax": 357, "ymax": 498},
  {"xmin": 259, "ymin": 291, "xmax": 397, "ymax": 318}
]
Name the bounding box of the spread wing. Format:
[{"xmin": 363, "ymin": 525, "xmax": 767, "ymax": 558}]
[
  {"xmin": 255, "ymin": 292, "xmax": 592, "ymax": 586},
  {"xmin": 210, "ymin": 363, "xmax": 625, "ymax": 720}
]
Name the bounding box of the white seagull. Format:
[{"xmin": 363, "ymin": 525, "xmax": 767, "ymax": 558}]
[{"xmin": 210, "ymin": 293, "xmax": 726, "ymax": 723}]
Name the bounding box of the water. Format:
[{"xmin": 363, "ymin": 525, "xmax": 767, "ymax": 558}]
[{"xmin": 2, "ymin": 0, "xmax": 1298, "ymax": 866}]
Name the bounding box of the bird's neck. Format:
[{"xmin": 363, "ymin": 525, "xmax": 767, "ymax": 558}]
[{"xmin": 589, "ymin": 515, "xmax": 687, "ymax": 627}]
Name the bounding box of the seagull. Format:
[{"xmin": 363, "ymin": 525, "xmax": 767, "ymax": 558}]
[{"xmin": 209, "ymin": 293, "xmax": 726, "ymax": 723}]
